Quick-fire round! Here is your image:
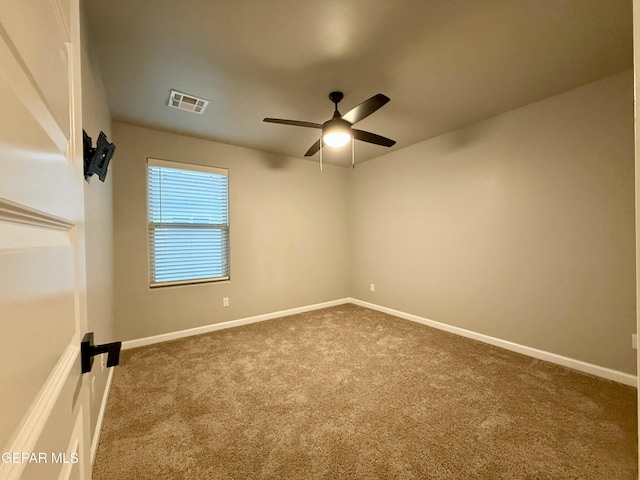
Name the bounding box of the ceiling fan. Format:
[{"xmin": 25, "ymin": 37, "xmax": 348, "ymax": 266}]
[{"xmin": 264, "ymin": 92, "xmax": 396, "ymax": 162}]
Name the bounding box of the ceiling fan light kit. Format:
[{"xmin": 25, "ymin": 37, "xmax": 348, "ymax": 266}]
[
  {"xmin": 322, "ymin": 91, "xmax": 351, "ymax": 148},
  {"xmin": 264, "ymin": 91, "xmax": 396, "ymax": 170},
  {"xmin": 322, "ymin": 125, "xmax": 351, "ymax": 148}
]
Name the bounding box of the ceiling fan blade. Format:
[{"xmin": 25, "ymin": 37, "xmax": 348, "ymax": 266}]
[
  {"xmin": 263, "ymin": 118, "xmax": 323, "ymax": 129},
  {"xmin": 304, "ymin": 139, "xmax": 321, "ymax": 157},
  {"xmin": 352, "ymin": 129, "xmax": 396, "ymax": 147},
  {"xmin": 341, "ymin": 94, "xmax": 390, "ymax": 125}
]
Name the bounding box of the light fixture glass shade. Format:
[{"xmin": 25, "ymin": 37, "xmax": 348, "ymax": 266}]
[{"xmin": 323, "ymin": 131, "xmax": 351, "ymax": 148}]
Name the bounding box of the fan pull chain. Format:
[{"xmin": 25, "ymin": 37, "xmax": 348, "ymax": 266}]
[
  {"xmin": 319, "ymin": 137, "xmax": 323, "ymax": 171},
  {"xmin": 352, "ymin": 136, "xmax": 355, "ymax": 169}
]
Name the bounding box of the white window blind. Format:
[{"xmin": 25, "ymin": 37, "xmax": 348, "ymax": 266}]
[{"xmin": 147, "ymin": 158, "xmax": 229, "ymax": 287}]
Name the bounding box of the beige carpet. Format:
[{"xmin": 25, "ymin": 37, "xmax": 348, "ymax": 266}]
[{"xmin": 93, "ymin": 304, "xmax": 637, "ymax": 479}]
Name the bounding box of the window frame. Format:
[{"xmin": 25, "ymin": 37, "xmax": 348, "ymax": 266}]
[{"xmin": 146, "ymin": 157, "xmax": 230, "ymax": 288}]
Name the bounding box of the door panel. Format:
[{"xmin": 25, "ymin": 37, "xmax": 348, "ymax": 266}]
[
  {"xmin": 0, "ymin": 40, "xmax": 77, "ymax": 219},
  {"xmin": 21, "ymin": 374, "xmax": 85, "ymax": 480},
  {"xmin": 0, "ymin": 246, "xmax": 76, "ymax": 448},
  {"xmin": 0, "ymin": 0, "xmax": 71, "ymax": 139},
  {"xmin": 0, "ymin": 1, "xmax": 90, "ymax": 479}
]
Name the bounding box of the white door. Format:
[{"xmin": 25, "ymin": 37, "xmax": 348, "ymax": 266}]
[{"xmin": 0, "ymin": 1, "xmax": 91, "ymax": 479}]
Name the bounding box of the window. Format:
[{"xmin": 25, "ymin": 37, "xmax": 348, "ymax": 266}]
[{"xmin": 146, "ymin": 158, "xmax": 229, "ymax": 287}]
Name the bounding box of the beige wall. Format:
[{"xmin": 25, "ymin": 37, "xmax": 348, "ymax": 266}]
[
  {"xmin": 350, "ymin": 70, "xmax": 636, "ymax": 374},
  {"xmin": 112, "ymin": 123, "xmax": 350, "ymax": 341},
  {"xmin": 80, "ymin": 1, "xmax": 115, "ymax": 451}
]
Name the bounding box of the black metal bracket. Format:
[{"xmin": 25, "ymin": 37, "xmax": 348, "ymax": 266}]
[
  {"xmin": 83, "ymin": 130, "xmax": 115, "ymax": 182},
  {"xmin": 81, "ymin": 332, "xmax": 122, "ymax": 374}
]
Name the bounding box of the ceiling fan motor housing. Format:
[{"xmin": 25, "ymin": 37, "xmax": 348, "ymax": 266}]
[
  {"xmin": 322, "ymin": 115, "xmax": 352, "ymax": 148},
  {"xmin": 323, "ymin": 116, "xmax": 351, "ymax": 134}
]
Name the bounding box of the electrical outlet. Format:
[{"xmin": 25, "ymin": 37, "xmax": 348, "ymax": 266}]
[
  {"xmin": 370, "ymin": 283, "xmax": 375, "ymax": 292},
  {"xmin": 223, "ymin": 297, "xmax": 229, "ymax": 307},
  {"xmin": 632, "ymin": 334, "xmax": 637, "ymax": 350}
]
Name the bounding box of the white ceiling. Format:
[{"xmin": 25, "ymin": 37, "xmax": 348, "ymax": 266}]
[{"xmin": 83, "ymin": 0, "xmax": 632, "ymax": 167}]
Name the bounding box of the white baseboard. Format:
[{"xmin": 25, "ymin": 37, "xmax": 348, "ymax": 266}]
[
  {"xmin": 122, "ymin": 298, "xmax": 351, "ymax": 350},
  {"xmin": 120, "ymin": 296, "xmax": 637, "ymax": 387},
  {"xmin": 349, "ymin": 298, "xmax": 637, "ymax": 387},
  {"xmin": 91, "ymin": 365, "xmax": 115, "ymax": 465}
]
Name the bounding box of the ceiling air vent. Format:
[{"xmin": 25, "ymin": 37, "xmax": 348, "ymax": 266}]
[{"xmin": 168, "ymin": 90, "xmax": 209, "ymax": 114}]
